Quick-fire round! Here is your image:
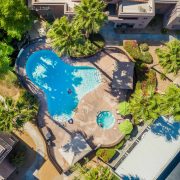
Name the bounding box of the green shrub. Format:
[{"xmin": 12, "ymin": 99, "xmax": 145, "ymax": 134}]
[
  {"xmin": 118, "ymin": 101, "xmax": 130, "ymax": 116},
  {"xmin": 118, "ymin": 120, "xmax": 133, "ymax": 135},
  {"xmin": 140, "ymin": 43, "xmax": 149, "ymax": 52},
  {"xmin": 141, "ymin": 51, "xmax": 153, "ymax": 64}
]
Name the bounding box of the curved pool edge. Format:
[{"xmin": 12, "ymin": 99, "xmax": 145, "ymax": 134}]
[
  {"xmin": 15, "ymin": 39, "xmax": 125, "ymax": 170},
  {"xmin": 25, "ymin": 49, "xmax": 102, "ymax": 122}
]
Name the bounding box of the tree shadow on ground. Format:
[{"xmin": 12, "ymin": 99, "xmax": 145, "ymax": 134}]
[
  {"xmin": 151, "ymin": 117, "xmax": 180, "ymax": 141},
  {"xmin": 8, "ymin": 134, "xmax": 45, "ymax": 180},
  {"xmin": 62, "ymin": 129, "xmax": 95, "ymax": 153},
  {"xmin": 120, "ymin": 174, "xmax": 141, "ymax": 180}
]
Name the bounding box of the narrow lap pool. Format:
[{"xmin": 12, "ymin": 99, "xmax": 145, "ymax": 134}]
[{"xmin": 26, "ymin": 50, "xmax": 101, "ymax": 122}]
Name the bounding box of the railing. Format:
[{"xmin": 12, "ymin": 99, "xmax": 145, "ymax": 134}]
[{"xmin": 31, "ymin": 6, "xmax": 50, "ymax": 11}]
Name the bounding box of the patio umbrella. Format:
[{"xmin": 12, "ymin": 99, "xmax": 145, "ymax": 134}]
[{"xmin": 118, "ymin": 101, "xmax": 130, "ymax": 116}]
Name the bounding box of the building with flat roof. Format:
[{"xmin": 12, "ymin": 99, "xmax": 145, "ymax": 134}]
[
  {"xmin": 114, "ymin": 116, "xmax": 180, "ymax": 180},
  {"xmin": 0, "ymin": 133, "xmax": 18, "ymax": 180},
  {"xmin": 28, "ymin": 0, "xmax": 180, "ymax": 30}
]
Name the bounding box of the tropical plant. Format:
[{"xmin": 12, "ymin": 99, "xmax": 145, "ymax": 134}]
[
  {"xmin": 118, "ymin": 120, "xmax": 133, "ymax": 135},
  {"xmin": 47, "ymin": 16, "xmax": 83, "ymax": 56},
  {"xmin": 74, "ymin": 0, "xmax": 107, "ymax": 39},
  {"xmin": 72, "ymin": 160, "xmax": 119, "ymax": 180},
  {"xmin": 156, "ymin": 39, "xmax": 180, "ymax": 75},
  {"xmin": 0, "ymin": 42, "xmax": 13, "ymax": 75},
  {"xmin": 160, "ymin": 84, "xmax": 180, "ymax": 121},
  {"xmin": 139, "ymin": 43, "xmax": 149, "ymax": 52},
  {"xmin": 0, "ymin": 91, "xmax": 38, "ymax": 132},
  {"xmin": 0, "ymin": 0, "xmax": 32, "ymax": 39},
  {"xmin": 118, "ymin": 101, "xmax": 130, "ymax": 116},
  {"xmin": 0, "ymin": 98, "xmax": 16, "ymax": 132},
  {"xmin": 71, "ymin": 34, "xmax": 105, "ymax": 57},
  {"xmin": 128, "ymin": 82, "xmax": 160, "ymax": 124}
]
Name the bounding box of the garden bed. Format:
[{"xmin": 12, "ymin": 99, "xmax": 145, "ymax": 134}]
[
  {"xmin": 123, "ymin": 40, "xmax": 153, "ymax": 64},
  {"xmin": 96, "ymin": 140, "xmax": 125, "ymax": 163}
]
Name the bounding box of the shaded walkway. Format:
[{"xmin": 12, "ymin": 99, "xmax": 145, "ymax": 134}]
[{"xmin": 100, "ymin": 23, "xmax": 180, "ymax": 45}]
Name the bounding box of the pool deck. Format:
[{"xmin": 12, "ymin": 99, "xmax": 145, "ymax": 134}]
[{"xmin": 15, "ymin": 38, "xmax": 131, "ymax": 172}]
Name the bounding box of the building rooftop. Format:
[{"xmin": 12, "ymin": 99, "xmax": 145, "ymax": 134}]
[
  {"xmin": 115, "ymin": 116, "xmax": 180, "ymax": 180},
  {"xmin": 0, "ymin": 133, "xmax": 18, "ymax": 163},
  {"xmin": 120, "ymin": 0, "xmax": 153, "ymax": 13}
]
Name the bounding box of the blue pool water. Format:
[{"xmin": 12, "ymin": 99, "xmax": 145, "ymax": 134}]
[
  {"xmin": 26, "ymin": 50, "xmax": 101, "ymax": 122},
  {"xmin": 97, "ymin": 111, "xmax": 115, "ymax": 129}
]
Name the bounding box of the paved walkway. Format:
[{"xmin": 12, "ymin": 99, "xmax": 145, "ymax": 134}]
[
  {"xmin": 100, "ymin": 23, "xmax": 180, "ymax": 45},
  {"xmin": 23, "ymin": 122, "xmax": 46, "ymax": 180}
]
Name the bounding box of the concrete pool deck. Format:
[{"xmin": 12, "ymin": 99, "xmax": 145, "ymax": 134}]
[{"xmin": 15, "ymin": 38, "xmax": 130, "ymax": 171}]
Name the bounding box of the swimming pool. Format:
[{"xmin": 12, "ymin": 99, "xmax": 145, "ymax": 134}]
[
  {"xmin": 97, "ymin": 111, "xmax": 115, "ymax": 129},
  {"xmin": 26, "ymin": 50, "xmax": 101, "ymax": 122}
]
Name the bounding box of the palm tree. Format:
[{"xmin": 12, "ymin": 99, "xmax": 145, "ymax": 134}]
[
  {"xmin": 72, "ymin": 160, "xmax": 119, "ymax": 180},
  {"xmin": 47, "ymin": 16, "xmax": 83, "ymax": 56},
  {"xmin": 128, "ymin": 82, "xmax": 160, "ymax": 124},
  {"xmin": 0, "ymin": 92, "xmax": 38, "ymax": 132},
  {"xmin": 156, "ymin": 39, "xmax": 180, "ymax": 75},
  {"xmin": 74, "ymin": 0, "xmax": 107, "ymax": 39},
  {"xmin": 159, "ymin": 84, "xmax": 180, "ymax": 121}
]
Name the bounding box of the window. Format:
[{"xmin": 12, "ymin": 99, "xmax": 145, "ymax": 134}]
[{"xmin": 119, "ymin": 17, "xmax": 138, "ymax": 20}]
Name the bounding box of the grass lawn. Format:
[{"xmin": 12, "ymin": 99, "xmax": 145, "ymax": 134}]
[
  {"xmin": 0, "ymin": 71, "xmax": 21, "ymax": 100},
  {"xmin": 96, "ymin": 140, "xmax": 125, "ymax": 163}
]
